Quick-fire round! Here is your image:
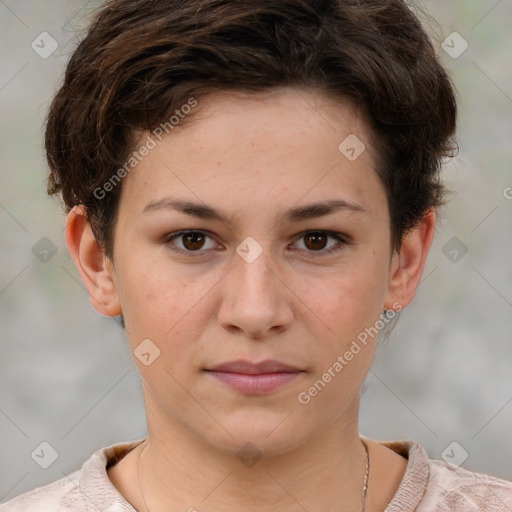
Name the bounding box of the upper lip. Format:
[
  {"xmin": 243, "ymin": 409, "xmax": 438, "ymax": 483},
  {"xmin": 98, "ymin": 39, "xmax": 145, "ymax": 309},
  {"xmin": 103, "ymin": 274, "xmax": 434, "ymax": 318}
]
[{"xmin": 206, "ymin": 359, "xmax": 304, "ymax": 374}]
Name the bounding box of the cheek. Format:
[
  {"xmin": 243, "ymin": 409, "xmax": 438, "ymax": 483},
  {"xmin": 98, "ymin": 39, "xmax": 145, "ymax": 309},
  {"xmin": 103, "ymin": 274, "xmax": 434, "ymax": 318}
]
[
  {"xmin": 304, "ymin": 257, "xmax": 387, "ymax": 330},
  {"xmin": 288, "ymin": 256, "xmax": 389, "ymax": 374},
  {"xmin": 117, "ymin": 257, "xmax": 196, "ymax": 336},
  {"xmin": 119, "ymin": 260, "xmax": 220, "ymax": 365},
  {"xmin": 118, "ymin": 267, "xmax": 212, "ymax": 394}
]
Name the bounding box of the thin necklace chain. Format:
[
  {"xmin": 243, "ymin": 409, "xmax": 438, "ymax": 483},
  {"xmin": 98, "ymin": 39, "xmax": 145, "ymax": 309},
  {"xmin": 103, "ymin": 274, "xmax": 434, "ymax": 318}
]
[
  {"xmin": 136, "ymin": 438, "xmax": 370, "ymax": 512},
  {"xmin": 362, "ymin": 439, "xmax": 370, "ymax": 512}
]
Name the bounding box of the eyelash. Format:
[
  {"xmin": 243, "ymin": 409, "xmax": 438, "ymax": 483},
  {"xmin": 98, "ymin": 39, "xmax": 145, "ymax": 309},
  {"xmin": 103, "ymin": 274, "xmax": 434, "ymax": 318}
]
[{"xmin": 162, "ymin": 230, "xmax": 349, "ymax": 259}]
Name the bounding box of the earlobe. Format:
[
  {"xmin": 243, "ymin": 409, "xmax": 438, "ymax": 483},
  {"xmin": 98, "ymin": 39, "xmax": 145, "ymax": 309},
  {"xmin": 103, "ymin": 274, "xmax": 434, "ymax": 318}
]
[
  {"xmin": 65, "ymin": 205, "xmax": 122, "ymax": 317},
  {"xmin": 384, "ymin": 209, "xmax": 437, "ymax": 310}
]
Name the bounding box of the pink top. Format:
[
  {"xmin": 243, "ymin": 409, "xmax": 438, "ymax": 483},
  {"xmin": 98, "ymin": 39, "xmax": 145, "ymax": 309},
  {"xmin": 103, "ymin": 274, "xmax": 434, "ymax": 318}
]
[{"xmin": 1, "ymin": 437, "xmax": 511, "ymax": 511}]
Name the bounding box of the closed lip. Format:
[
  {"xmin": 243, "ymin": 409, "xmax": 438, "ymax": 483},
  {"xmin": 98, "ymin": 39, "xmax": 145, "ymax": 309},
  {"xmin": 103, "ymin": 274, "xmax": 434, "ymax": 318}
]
[{"xmin": 206, "ymin": 359, "xmax": 304, "ymax": 374}]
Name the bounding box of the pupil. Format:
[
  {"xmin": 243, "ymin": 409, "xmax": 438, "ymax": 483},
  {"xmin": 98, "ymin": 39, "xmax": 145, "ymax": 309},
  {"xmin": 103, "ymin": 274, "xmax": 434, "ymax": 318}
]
[
  {"xmin": 305, "ymin": 232, "xmax": 327, "ymax": 250},
  {"xmin": 183, "ymin": 232, "xmax": 205, "ymax": 250}
]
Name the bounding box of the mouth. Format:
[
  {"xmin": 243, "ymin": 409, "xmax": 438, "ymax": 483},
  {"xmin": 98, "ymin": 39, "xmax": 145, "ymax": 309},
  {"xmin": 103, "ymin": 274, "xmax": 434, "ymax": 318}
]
[
  {"xmin": 206, "ymin": 358, "xmax": 304, "ymax": 374},
  {"xmin": 204, "ymin": 359, "xmax": 305, "ymax": 394}
]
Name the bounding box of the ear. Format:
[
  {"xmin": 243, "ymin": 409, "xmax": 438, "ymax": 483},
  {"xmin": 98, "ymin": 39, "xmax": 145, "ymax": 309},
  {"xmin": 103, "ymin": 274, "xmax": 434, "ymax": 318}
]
[
  {"xmin": 384, "ymin": 208, "xmax": 436, "ymax": 310},
  {"xmin": 65, "ymin": 205, "xmax": 122, "ymax": 317}
]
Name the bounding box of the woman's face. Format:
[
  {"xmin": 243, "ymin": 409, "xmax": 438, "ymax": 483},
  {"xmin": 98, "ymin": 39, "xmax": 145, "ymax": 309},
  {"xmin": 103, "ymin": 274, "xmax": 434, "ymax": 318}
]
[{"xmin": 97, "ymin": 87, "xmax": 411, "ymax": 456}]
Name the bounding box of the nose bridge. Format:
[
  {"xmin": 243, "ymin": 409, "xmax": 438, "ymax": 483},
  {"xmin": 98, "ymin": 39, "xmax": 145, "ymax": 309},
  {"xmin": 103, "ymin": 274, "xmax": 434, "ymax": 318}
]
[
  {"xmin": 233, "ymin": 235, "xmax": 279, "ymax": 298},
  {"xmin": 218, "ymin": 235, "xmax": 292, "ymax": 336}
]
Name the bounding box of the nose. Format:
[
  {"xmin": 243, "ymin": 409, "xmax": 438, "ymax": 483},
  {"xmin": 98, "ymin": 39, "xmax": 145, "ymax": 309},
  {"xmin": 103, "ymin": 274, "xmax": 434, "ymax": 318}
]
[{"xmin": 217, "ymin": 243, "xmax": 294, "ymax": 339}]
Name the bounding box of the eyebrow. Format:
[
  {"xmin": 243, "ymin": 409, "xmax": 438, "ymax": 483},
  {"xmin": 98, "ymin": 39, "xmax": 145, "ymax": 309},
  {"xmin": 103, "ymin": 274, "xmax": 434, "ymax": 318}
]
[{"xmin": 142, "ymin": 197, "xmax": 366, "ymax": 223}]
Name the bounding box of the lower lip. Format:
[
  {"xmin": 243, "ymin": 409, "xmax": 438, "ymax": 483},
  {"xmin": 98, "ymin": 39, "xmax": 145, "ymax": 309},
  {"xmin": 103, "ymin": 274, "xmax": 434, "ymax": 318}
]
[{"xmin": 206, "ymin": 371, "xmax": 304, "ymax": 394}]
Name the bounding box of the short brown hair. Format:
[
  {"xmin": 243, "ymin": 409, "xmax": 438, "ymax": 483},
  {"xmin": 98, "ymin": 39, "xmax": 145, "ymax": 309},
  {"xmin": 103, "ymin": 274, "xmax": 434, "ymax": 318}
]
[{"xmin": 45, "ymin": 0, "xmax": 457, "ymax": 262}]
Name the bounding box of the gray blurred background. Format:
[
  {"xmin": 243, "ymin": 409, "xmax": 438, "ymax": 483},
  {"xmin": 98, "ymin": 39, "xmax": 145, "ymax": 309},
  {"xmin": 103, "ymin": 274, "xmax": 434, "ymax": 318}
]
[{"xmin": 1, "ymin": 0, "xmax": 511, "ymax": 501}]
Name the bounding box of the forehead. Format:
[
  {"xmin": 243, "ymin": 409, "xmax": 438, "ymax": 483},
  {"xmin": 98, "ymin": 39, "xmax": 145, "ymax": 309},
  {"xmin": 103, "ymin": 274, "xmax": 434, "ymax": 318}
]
[
  {"xmin": 118, "ymin": 87, "xmax": 385, "ymax": 222},
  {"xmin": 171, "ymin": 87, "xmax": 373, "ymax": 150}
]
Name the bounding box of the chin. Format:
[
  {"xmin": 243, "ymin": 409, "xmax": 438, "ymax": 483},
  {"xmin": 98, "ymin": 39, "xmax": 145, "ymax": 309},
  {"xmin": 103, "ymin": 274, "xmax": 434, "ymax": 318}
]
[{"xmin": 201, "ymin": 414, "xmax": 309, "ymax": 460}]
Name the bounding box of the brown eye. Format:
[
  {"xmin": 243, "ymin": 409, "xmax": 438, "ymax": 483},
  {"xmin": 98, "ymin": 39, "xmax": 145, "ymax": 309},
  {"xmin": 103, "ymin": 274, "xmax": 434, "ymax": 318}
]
[
  {"xmin": 292, "ymin": 230, "xmax": 348, "ymax": 258},
  {"xmin": 164, "ymin": 230, "xmax": 218, "ymax": 255},
  {"xmin": 181, "ymin": 232, "xmax": 206, "ymax": 250},
  {"xmin": 303, "ymin": 232, "xmax": 329, "ymax": 251}
]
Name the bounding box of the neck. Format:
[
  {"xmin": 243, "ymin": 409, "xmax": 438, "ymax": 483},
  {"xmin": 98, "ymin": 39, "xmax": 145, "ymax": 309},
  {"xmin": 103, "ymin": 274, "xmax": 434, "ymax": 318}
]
[{"xmin": 136, "ymin": 390, "xmax": 369, "ymax": 512}]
